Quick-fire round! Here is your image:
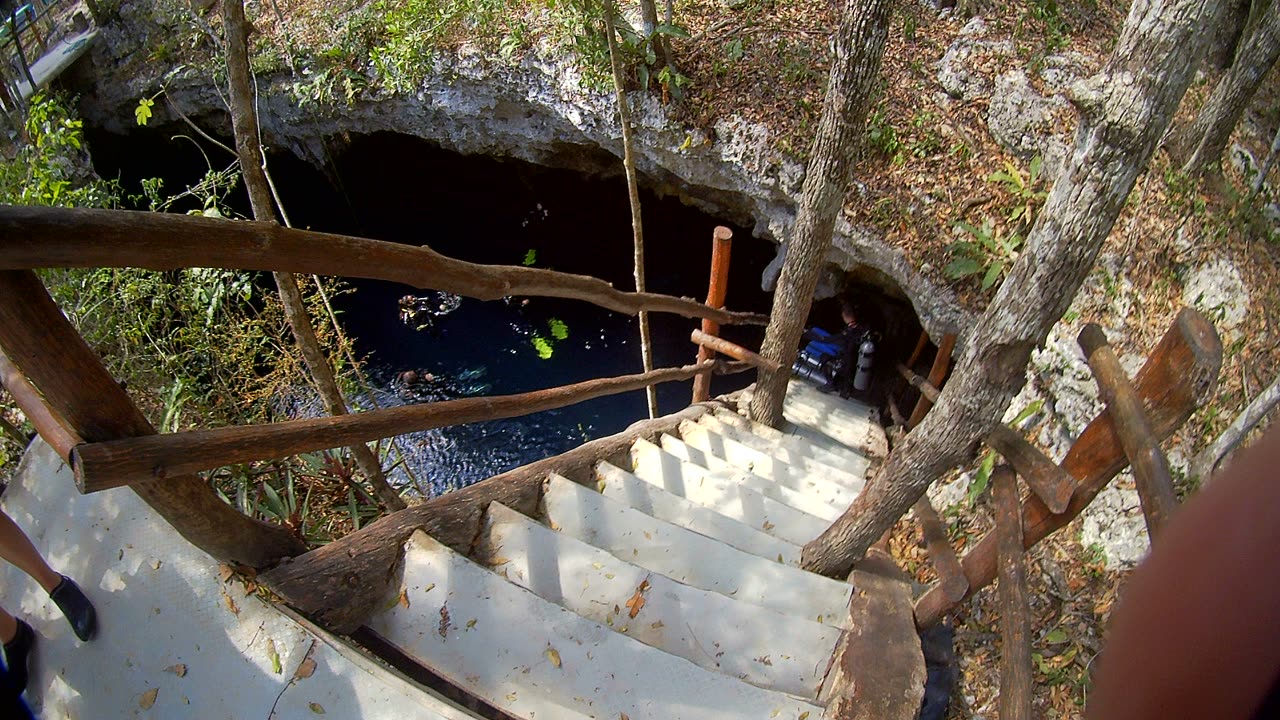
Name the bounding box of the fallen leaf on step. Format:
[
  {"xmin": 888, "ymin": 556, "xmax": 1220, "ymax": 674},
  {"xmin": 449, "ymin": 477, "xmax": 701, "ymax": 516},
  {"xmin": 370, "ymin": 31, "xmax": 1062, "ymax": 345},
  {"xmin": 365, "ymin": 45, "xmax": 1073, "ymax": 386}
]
[
  {"xmin": 488, "ymin": 556, "xmax": 510, "ymax": 567},
  {"xmin": 309, "ymin": 702, "xmax": 326, "ymax": 714},
  {"xmin": 398, "ymin": 588, "xmax": 410, "ymax": 609},
  {"xmin": 267, "ymin": 638, "xmax": 282, "ymax": 674},
  {"xmin": 424, "ymin": 582, "xmax": 436, "ymax": 593},
  {"xmin": 466, "ymin": 618, "xmax": 477, "ymax": 629},
  {"xmin": 439, "ymin": 604, "xmax": 451, "ymax": 639},
  {"xmin": 139, "ymin": 688, "xmax": 158, "ymax": 710},
  {"xmin": 222, "ymin": 591, "xmax": 239, "ymax": 616},
  {"xmin": 762, "ymin": 520, "xmax": 775, "ymax": 531},
  {"xmin": 545, "ymin": 646, "xmax": 562, "ymax": 668},
  {"xmin": 164, "ymin": 664, "xmax": 187, "ymax": 677},
  {"xmin": 799, "ymin": 712, "xmax": 810, "ymax": 720},
  {"xmin": 218, "ymin": 563, "xmax": 234, "ymax": 583},
  {"xmin": 621, "ymin": 714, "xmax": 630, "ymax": 720},
  {"xmin": 625, "ymin": 579, "xmax": 651, "ymax": 618},
  {"xmin": 294, "ymin": 658, "xmax": 317, "ymax": 680}
]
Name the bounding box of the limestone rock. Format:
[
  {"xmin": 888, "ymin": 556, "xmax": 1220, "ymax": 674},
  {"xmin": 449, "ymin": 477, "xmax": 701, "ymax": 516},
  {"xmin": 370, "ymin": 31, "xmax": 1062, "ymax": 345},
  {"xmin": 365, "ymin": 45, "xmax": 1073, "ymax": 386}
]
[
  {"xmin": 937, "ymin": 18, "xmax": 1014, "ymax": 102},
  {"xmin": 986, "ymin": 70, "xmax": 1071, "ymax": 178}
]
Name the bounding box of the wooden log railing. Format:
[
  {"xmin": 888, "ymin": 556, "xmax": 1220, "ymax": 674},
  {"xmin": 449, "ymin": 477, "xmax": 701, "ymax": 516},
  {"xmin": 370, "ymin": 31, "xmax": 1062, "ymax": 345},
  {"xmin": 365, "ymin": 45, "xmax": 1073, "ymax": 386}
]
[
  {"xmin": 913, "ymin": 307, "xmax": 1222, "ymax": 629},
  {"xmin": 0, "ymin": 204, "xmax": 771, "ymax": 571},
  {"xmin": 690, "ymin": 330, "xmax": 781, "ymax": 373},
  {"xmin": 911, "ymin": 497, "xmax": 968, "ymax": 603},
  {"xmin": 1078, "ymin": 323, "xmax": 1179, "ymax": 538},
  {"xmin": 72, "ymin": 360, "xmax": 742, "ymax": 493},
  {"xmin": 0, "ymin": 269, "xmax": 308, "ymax": 567},
  {"xmin": 985, "ymin": 424, "xmax": 1075, "ymax": 514},
  {"xmin": 907, "ymin": 334, "xmax": 956, "ymax": 428},
  {"xmin": 897, "ymin": 363, "xmax": 940, "ymax": 403},
  {"xmin": 692, "ymin": 226, "xmax": 734, "ymax": 403},
  {"xmin": 0, "ymin": 207, "xmax": 767, "ymax": 327}
]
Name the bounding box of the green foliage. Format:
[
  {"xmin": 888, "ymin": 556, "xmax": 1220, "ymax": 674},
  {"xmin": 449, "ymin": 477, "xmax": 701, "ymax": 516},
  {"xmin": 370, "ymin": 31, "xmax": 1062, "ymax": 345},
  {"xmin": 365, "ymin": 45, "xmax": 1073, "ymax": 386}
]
[
  {"xmin": 966, "ymin": 450, "xmax": 996, "ymax": 506},
  {"xmin": 866, "ymin": 109, "xmax": 903, "ymax": 161},
  {"xmin": 945, "ymin": 218, "xmax": 1024, "ymax": 291},
  {"xmin": 907, "ymin": 112, "xmax": 943, "ymax": 159},
  {"xmin": 0, "ymin": 93, "xmax": 122, "ymax": 208},
  {"xmin": 1023, "ymin": 0, "xmax": 1069, "ymax": 53},
  {"xmin": 522, "ymin": 248, "xmax": 538, "ymax": 266},
  {"xmin": 989, "ymin": 155, "xmax": 1048, "ymax": 226},
  {"xmin": 613, "ymin": 16, "xmax": 693, "ymax": 102},
  {"xmin": 135, "ymin": 97, "xmax": 155, "ymax": 126}
]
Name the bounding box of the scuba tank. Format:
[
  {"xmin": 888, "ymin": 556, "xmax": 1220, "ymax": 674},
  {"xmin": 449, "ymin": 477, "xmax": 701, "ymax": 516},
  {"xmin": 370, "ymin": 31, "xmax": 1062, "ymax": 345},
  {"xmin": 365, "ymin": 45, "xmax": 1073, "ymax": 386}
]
[{"xmin": 853, "ymin": 337, "xmax": 876, "ymax": 392}]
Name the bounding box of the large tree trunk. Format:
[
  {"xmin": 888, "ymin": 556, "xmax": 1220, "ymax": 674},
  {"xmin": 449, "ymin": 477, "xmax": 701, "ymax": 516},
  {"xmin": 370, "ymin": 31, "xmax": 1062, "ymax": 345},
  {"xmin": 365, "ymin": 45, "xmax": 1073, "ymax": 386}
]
[
  {"xmin": 1206, "ymin": 0, "xmax": 1253, "ymax": 69},
  {"xmin": 222, "ymin": 0, "xmax": 406, "ymax": 511},
  {"xmin": 1169, "ymin": 1, "xmax": 1280, "ymax": 177},
  {"xmin": 801, "ymin": 0, "xmax": 1216, "ymax": 578},
  {"xmin": 747, "ymin": 0, "xmax": 893, "ymax": 428}
]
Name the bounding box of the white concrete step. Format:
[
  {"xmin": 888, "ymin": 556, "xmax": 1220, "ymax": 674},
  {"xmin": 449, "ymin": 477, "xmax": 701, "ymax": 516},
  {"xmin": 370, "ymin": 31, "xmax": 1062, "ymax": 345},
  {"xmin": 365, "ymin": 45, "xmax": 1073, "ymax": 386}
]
[
  {"xmin": 479, "ymin": 503, "xmax": 841, "ymax": 699},
  {"xmin": 676, "ymin": 422, "xmax": 861, "ymax": 510},
  {"xmin": 594, "ymin": 462, "xmax": 801, "ymax": 565},
  {"xmin": 709, "ymin": 407, "xmax": 872, "ymax": 471},
  {"xmin": 543, "ymin": 474, "xmax": 852, "ymax": 628},
  {"xmin": 628, "ymin": 439, "xmax": 831, "ymax": 546},
  {"xmin": 367, "ymin": 530, "xmax": 824, "ymax": 720},
  {"xmin": 781, "ymin": 382, "xmax": 889, "ymax": 459},
  {"xmin": 696, "ymin": 413, "xmax": 870, "ymax": 487},
  {"xmin": 785, "ymin": 378, "xmax": 879, "ymax": 419},
  {"xmin": 656, "ymin": 435, "xmax": 844, "ymax": 523}
]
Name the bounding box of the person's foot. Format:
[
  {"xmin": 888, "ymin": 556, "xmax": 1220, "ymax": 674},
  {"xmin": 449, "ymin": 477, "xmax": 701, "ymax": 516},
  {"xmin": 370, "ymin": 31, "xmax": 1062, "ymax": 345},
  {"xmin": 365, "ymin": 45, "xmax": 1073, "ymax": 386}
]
[
  {"xmin": 49, "ymin": 576, "xmax": 96, "ymax": 642},
  {"xmin": 2, "ymin": 619, "xmax": 34, "ymax": 694}
]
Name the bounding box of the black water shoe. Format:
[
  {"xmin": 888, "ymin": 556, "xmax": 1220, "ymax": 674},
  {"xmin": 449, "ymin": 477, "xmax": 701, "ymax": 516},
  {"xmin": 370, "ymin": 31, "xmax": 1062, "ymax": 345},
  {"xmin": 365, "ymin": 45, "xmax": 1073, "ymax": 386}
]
[
  {"xmin": 49, "ymin": 576, "xmax": 96, "ymax": 642},
  {"xmin": 3, "ymin": 619, "xmax": 34, "ymax": 694}
]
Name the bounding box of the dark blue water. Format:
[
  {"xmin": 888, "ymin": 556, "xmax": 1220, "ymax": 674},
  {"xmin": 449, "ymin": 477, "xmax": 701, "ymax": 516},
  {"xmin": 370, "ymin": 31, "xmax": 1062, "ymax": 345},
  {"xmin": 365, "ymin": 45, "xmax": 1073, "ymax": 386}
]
[
  {"xmin": 86, "ymin": 127, "xmax": 776, "ymax": 495},
  {"xmin": 320, "ymin": 133, "xmax": 774, "ymax": 495}
]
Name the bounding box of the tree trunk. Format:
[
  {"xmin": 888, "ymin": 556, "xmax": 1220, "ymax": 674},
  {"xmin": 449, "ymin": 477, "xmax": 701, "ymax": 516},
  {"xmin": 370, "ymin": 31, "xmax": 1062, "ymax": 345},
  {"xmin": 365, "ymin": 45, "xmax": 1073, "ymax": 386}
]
[
  {"xmin": 1190, "ymin": 370, "xmax": 1280, "ymax": 484},
  {"xmin": 1169, "ymin": 1, "xmax": 1280, "ymax": 177},
  {"xmin": 637, "ymin": 0, "xmax": 672, "ymax": 69},
  {"xmin": 747, "ymin": 0, "xmax": 893, "ymax": 428},
  {"xmin": 604, "ymin": 0, "xmax": 658, "ymax": 419},
  {"xmin": 222, "ymin": 0, "xmax": 405, "ymax": 511},
  {"xmin": 801, "ymin": 0, "xmax": 1217, "ymax": 578},
  {"xmin": 1206, "ymin": 0, "xmax": 1253, "ymax": 69}
]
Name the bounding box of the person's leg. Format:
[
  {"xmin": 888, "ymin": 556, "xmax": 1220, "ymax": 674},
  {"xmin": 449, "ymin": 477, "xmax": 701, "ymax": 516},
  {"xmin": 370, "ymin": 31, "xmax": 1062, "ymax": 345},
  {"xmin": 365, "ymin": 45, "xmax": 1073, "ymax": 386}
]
[
  {"xmin": 0, "ymin": 513, "xmax": 59, "ymax": 593},
  {"xmin": 0, "ymin": 511, "xmax": 95, "ymax": 641},
  {"xmin": 0, "ymin": 605, "xmax": 34, "ymax": 694}
]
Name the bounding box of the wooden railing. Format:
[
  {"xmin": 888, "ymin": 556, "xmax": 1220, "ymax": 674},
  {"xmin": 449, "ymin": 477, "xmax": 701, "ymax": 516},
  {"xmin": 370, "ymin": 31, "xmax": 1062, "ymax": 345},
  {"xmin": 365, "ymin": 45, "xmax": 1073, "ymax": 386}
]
[
  {"xmin": 900, "ymin": 308, "xmax": 1221, "ymax": 720},
  {"xmin": 0, "ymin": 205, "xmax": 767, "ymax": 567}
]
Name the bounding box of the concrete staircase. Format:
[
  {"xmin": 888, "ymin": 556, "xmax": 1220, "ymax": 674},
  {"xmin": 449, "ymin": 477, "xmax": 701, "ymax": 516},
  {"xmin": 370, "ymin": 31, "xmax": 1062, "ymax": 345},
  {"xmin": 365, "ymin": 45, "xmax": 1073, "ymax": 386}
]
[{"xmin": 363, "ymin": 379, "xmax": 887, "ymax": 720}]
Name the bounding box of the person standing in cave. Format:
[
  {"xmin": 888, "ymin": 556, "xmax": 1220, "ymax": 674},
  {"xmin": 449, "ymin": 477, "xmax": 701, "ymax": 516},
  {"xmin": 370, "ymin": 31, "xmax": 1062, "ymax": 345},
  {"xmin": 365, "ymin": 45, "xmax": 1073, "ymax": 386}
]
[{"xmin": 826, "ymin": 299, "xmax": 875, "ymax": 399}]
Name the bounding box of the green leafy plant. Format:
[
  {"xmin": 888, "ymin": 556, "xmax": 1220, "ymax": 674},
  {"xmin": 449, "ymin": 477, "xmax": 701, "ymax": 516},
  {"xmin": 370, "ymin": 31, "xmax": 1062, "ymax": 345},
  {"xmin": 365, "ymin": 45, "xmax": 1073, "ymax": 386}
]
[
  {"xmin": 866, "ymin": 109, "xmax": 903, "ymax": 161},
  {"xmin": 613, "ymin": 18, "xmax": 692, "ymax": 102},
  {"xmin": 945, "ymin": 218, "xmax": 1024, "ymax": 291},
  {"xmin": 988, "ymin": 155, "xmax": 1048, "ymax": 226},
  {"xmin": 531, "ymin": 334, "xmax": 554, "ymax": 360},
  {"xmin": 521, "ymin": 248, "xmax": 537, "ymax": 266},
  {"xmin": 135, "ymin": 96, "xmax": 155, "ymax": 126}
]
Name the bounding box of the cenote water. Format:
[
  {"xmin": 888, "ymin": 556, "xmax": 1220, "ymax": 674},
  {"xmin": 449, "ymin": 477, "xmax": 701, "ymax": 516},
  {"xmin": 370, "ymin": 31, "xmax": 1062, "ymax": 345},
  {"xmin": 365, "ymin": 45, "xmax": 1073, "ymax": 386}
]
[{"xmin": 87, "ymin": 129, "xmax": 776, "ymax": 497}]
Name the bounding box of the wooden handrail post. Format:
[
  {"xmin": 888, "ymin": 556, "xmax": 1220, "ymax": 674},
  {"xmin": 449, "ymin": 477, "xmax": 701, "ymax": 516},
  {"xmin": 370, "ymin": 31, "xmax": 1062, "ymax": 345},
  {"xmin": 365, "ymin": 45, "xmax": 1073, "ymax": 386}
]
[
  {"xmin": 993, "ymin": 464, "xmax": 1033, "ymax": 720},
  {"xmin": 692, "ymin": 226, "xmax": 734, "ymax": 403},
  {"xmin": 913, "ymin": 308, "xmax": 1220, "ymax": 629},
  {"xmin": 0, "ymin": 270, "xmax": 305, "ymax": 567},
  {"xmin": 905, "ymin": 330, "xmax": 930, "ymax": 369},
  {"xmin": 1078, "ymin": 323, "xmax": 1179, "ymax": 539},
  {"xmin": 907, "ymin": 333, "xmax": 956, "ymax": 428}
]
